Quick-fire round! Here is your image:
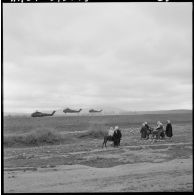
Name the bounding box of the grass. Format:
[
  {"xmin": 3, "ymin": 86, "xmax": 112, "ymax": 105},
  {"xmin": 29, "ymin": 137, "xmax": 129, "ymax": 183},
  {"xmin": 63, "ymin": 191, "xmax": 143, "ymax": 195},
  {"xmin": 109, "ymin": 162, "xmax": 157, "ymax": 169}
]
[
  {"xmin": 4, "ymin": 123, "xmax": 109, "ymax": 147},
  {"xmin": 4, "ymin": 113, "xmax": 192, "ymax": 135},
  {"xmin": 3, "ymin": 113, "xmax": 192, "ymax": 147},
  {"xmin": 4, "ymin": 128, "xmax": 65, "ymax": 147},
  {"xmin": 79, "ymin": 122, "xmax": 108, "ymax": 138}
]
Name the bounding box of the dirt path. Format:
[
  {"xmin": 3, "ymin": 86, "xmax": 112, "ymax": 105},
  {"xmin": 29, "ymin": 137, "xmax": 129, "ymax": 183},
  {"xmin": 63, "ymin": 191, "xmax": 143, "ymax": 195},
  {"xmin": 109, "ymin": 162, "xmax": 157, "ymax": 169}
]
[
  {"xmin": 68, "ymin": 141, "xmax": 192, "ymax": 155},
  {"xmin": 4, "ymin": 157, "xmax": 192, "ymax": 192}
]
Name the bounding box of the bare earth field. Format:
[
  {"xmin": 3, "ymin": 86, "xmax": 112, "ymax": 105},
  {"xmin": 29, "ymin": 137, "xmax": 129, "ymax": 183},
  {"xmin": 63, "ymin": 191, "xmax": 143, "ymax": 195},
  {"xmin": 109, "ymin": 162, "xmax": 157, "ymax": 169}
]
[{"xmin": 3, "ymin": 113, "xmax": 193, "ymax": 192}]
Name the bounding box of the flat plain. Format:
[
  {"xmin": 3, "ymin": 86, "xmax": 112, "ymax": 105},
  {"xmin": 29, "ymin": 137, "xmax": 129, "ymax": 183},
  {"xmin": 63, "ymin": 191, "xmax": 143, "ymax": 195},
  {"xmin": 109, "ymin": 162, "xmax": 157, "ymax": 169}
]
[{"xmin": 3, "ymin": 112, "xmax": 193, "ymax": 192}]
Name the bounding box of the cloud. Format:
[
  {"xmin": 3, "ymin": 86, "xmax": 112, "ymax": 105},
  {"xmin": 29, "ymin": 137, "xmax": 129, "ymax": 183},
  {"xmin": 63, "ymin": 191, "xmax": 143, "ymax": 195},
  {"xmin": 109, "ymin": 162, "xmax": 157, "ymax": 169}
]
[{"xmin": 3, "ymin": 3, "xmax": 192, "ymax": 113}]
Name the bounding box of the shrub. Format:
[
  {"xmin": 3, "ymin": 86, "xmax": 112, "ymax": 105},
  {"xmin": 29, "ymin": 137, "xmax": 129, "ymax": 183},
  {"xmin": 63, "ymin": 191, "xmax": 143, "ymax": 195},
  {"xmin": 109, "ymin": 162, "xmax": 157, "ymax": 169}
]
[
  {"xmin": 4, "ymin": 128, "xmax": 63, "ymax": 147},
  {"xmin": 79, "ymin": 122, "xmax": 108, "ymax": 139}
]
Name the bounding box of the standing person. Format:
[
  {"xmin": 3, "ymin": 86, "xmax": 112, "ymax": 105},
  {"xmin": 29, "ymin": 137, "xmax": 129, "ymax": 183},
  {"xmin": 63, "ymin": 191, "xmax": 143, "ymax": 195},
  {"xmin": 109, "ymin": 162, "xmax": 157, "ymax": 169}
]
[
  {"xmin": 166, "ymin": 120, "xmax": 173, "ymax": 140},
  {"xmin": 156, "ymin": 121, "xmax": 164, "ymax": 139},
  {"xmin": 145, "ymin": 122, "xmax": 149, "ymax": 129},
  {"xmin": 140, "ymin": 123, "xmax": 147, "ymax": 139},
  {"xmin": 113, "ymin": 126, "xmax": 120, "ymax": 147},
  {"xmin": 144, "ymin": 122, "xmax": 151, "ymax": 139},
  {"xmin": 116, "ymin": 126, "xmax": 122, "ymax": 146}
]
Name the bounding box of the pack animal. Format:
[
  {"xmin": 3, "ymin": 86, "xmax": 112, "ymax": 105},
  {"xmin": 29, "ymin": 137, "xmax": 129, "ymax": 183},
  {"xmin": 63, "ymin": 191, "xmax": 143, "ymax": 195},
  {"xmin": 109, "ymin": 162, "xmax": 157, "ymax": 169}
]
[
  {"xmin": 102, "ymin": 128, "xmax": 122, "ymax": 148},
  {"xmin": 102, "ymin": 135, "xmax": 115, "ymax": 148}
]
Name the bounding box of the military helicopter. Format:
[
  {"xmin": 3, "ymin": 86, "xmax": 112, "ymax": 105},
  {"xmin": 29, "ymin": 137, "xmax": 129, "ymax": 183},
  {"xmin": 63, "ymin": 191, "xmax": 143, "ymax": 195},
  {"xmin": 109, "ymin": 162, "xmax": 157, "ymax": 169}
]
[
  {"xmin": 63, "ymin": 108, "xmax": 82, "ymax": 114},
  {"xmin": 89, "ymin": 109, "xmax": 103, "ymax": 113},
  {"xmin": 31, "ymin": 110, "xmax": 56, "ymax": 117}
]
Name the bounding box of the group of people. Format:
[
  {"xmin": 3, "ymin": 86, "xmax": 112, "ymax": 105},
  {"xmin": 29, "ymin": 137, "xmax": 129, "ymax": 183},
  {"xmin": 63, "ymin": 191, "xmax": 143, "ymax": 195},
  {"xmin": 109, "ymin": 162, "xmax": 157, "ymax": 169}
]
[
  {"xmin": 140, "ymin": 120, "xmax": 173, "ymax": 140},
  {"xmin": 105, "ymin": 120, "xmax": 173, "ymax": 148},
  {"xmin": 108, "ymin": 126, "xmax": 122, "ymax": 147}
]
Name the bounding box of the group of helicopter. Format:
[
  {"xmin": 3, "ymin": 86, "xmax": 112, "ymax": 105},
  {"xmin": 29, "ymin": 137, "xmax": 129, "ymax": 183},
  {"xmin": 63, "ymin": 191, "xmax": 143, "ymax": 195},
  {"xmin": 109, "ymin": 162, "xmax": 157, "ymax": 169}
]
[{"xmin": 31, "ymin": 108, "xmax": 103, "ymax": 117}]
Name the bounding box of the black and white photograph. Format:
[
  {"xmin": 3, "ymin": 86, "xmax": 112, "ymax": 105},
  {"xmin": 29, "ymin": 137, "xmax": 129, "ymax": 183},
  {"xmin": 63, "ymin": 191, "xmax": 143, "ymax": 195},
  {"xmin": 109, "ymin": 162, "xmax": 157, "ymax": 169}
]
[{"xmin": 3, "ymin": 1, "xmax": 193, "ymax": 192}]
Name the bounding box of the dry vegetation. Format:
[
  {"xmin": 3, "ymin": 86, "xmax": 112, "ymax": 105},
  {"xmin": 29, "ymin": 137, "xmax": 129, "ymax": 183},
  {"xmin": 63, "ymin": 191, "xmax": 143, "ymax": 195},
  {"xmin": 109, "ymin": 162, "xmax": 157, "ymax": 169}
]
[
  {"xmin": 79, "ymin": 122, "xmax": 108, "ymax": 138},
  {"xmin": 4, "ymin": 128, "xmax": 64, "ymax": 147},
  {"xmin": 3, "ymin": 113, "xmax": 192, "ymax": 148},
  {"xmin": 4, "ymin": 122, "xmax": 110, "ymax": 147}
]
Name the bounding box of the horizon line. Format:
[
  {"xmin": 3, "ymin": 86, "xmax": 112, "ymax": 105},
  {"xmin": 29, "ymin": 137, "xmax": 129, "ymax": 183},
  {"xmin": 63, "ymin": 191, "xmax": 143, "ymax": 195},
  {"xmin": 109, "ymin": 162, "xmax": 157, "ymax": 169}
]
[{"xmin": 3, "ymin": 108, "xmax": 192, "ymax": 115}]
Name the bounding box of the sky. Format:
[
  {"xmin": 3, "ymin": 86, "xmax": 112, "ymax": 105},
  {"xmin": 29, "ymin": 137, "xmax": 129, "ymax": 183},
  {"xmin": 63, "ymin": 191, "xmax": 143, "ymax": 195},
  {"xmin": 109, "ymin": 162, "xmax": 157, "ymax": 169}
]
[{"xmin": 3, "ymin": 2, "xmax": 192, "ymax": 113}]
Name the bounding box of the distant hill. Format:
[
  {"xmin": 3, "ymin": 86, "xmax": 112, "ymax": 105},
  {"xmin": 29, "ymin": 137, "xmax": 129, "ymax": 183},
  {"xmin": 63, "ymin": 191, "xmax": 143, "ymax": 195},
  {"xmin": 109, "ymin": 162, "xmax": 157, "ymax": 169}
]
[{"xmin": 121, "ymin": 109, "xmax": 192, "ymax": 115}]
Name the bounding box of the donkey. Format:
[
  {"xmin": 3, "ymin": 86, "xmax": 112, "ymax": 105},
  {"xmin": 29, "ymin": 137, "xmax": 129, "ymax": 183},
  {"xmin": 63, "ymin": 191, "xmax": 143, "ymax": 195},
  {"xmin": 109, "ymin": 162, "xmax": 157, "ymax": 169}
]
[
  {"xmin": 102, "ymin": 129, "xmax": 122, "ymax": 148},
  {"xmin": 102, "ymin": 135, "xmax": 115, "ymax": 148}
]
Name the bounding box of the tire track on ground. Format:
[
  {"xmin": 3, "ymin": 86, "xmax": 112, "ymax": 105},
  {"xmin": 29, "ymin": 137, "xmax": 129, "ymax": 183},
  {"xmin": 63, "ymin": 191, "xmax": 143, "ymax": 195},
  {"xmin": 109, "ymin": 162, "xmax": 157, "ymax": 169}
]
[{"xmin": 68, "ymin": 142, "xmax": 192, "ymax": 155}]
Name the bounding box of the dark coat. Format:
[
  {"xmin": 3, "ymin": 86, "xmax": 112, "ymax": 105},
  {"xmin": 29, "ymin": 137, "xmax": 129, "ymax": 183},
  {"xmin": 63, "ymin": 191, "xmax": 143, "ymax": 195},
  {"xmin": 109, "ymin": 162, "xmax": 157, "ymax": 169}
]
[
  {"xmin": 166, "ymin": 123, "xmax": 173, "ymax": 137},
  {"xmin": 145, "ymin": 124, "xmax": 152, "ymax": 136},
  {"xmin": 113, "ymin": 129, "xmax": 122, "ymax": 146},
  {"xmin": 113, "ymin": 130, "xmax": 121, "ymax": 139},
  {"xmin": 116, "ymin": 129, "xmax": 122, "ymax": 139},
  {"xmin": 140, "ymin": 126, "xmax": 147, "ymax": 138},
  {"xmin": 113, "ymin": 131, "xmax": 117, "ymax": 139}
]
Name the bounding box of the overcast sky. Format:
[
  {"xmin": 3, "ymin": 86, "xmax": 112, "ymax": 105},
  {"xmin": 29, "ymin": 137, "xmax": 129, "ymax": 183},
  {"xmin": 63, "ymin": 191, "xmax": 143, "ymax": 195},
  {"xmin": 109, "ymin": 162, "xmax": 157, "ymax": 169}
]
[{"xmin": 3, "ymin": 3, "xmax": 192, "ymax": 113}]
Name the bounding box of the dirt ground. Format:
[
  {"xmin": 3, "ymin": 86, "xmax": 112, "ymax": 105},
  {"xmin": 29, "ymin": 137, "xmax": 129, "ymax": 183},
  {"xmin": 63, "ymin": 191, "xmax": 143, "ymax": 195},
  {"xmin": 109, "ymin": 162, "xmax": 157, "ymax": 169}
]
[{"xmin": 4, "ymin": 123, "xmax": 193, "ymax": 192}]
